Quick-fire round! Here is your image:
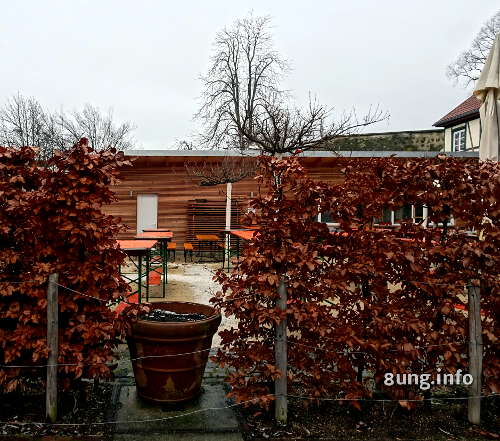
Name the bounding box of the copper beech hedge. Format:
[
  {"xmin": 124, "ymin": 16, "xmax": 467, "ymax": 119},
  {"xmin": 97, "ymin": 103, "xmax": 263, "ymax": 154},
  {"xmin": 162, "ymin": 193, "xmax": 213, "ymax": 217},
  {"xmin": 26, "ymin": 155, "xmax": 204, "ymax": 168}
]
[
  {"xmin": 0, "ymin": 139, "xmax": 139, "ymax": 392},
  {"xmin": 212, "ymin": 155, "xmax": 500, "ymax": 408}
]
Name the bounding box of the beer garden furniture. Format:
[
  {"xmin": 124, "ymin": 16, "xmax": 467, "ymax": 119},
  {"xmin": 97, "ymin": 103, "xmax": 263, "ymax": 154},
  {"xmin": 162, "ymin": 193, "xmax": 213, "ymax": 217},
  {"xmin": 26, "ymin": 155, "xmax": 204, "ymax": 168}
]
[
  {"xmin": 142, "ymin": 228, "xmax": 176, "ymax": 262},
  {"xmin": 135, "ymin": 231, "xmax": 173, "ymax": 298},
  {"xmin": 195, "ymin": 234, "xmax": 223, "ymax": 262},
  {"xmin": 117, "ymin": 239, "xmax": 158, "ymax": 303},
  {"xmin": 220, "ymin": 228, "xmax": 257, "ymax": 270}
]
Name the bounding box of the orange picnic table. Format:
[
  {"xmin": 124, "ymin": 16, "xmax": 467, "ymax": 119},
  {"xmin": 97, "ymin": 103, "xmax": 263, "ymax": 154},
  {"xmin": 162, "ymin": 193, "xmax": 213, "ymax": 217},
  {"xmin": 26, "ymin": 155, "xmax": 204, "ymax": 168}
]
[
  {"xmin": 195, "ymin": 234, "xmax": 223, "ymax": 262},
  {"xmin": 135, "ymin": 231, "xmax": 174, "ymax": 298},
  {"xmin": 137, "ymin": 231, "xmax": 173, "ymax": 239},
  {"xmin": 117, "ymin": 239, "xmax": 158, "ymax": 303},
  {"xmin": 230, "ymin": 230, "xmax": 256, "ymax": 241},
  {"xmin": 219, "ymin": 229, "xmax": 259, "ymax": 270}
]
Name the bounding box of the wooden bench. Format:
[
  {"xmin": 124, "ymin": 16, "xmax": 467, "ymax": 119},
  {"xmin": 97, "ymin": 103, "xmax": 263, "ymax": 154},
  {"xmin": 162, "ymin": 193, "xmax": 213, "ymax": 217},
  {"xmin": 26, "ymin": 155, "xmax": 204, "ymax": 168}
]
[
  {"xmin": 167, "ymin": 242, "xmax": 177, "ymax": 262},
  {"xmin": 183, "ymin": 243, "xmax": 194, "ymax": 263}
]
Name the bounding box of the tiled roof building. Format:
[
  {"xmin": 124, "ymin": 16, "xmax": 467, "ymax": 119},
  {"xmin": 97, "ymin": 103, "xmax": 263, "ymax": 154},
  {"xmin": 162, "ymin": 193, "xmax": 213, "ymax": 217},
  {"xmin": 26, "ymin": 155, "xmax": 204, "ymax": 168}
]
[
  {"xmin": 433, "ymin": 96, "xmax": 481, "ymax": 152},
  {"xmin": 433, "ymin": 96, "xmax": 481, "ymax": 128}
]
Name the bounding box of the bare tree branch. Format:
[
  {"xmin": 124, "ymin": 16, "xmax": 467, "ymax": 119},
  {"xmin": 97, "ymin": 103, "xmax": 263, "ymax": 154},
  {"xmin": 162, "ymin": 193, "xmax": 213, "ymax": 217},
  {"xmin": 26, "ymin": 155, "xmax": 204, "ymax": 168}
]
[
  {"xmin": 447, "ymin": 10, "xmax": 500, "ymax": 86},
  {"xmin": 185, "ymin": 156, "xmax": 258, "ymax": 186},
  {"xmin": 0, "ymin": 94, "xmax": 136, "ymax": 161},
  {"xmin": 57, "ymin": 104, "xmax": 135, "ymax": 151},
  {"xmin": 0, "ymin": 93, "xmax": 64, "ymax": 162},
  {"xmin": 234, "ymin": 92, "xmax": 389, "ymax": 155},
  {"xmin": 196, "ymin": 14, "xmax": 388, "ymax": 155},
  {"xmin": 175, "ymin": 139, "xmax": 196, "ymax": 150},
  {"xmin": 196, "ymin": 13, "xmax": 288, "ymax": 150}
]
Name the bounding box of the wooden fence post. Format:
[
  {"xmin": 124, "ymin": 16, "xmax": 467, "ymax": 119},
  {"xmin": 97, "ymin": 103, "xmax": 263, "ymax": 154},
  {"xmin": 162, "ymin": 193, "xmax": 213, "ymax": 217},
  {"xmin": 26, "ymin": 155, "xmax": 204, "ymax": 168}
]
[
  {"xmin": 46, "ymin": 273, "xmax": 59, "ymax": 423},
  {"xmin": 275, "ymin": 277, "xmax": 288, "ymax": 425},
  {"xmin": 468, "ymin": 282, "xmax": 482, "ymax": 425}
]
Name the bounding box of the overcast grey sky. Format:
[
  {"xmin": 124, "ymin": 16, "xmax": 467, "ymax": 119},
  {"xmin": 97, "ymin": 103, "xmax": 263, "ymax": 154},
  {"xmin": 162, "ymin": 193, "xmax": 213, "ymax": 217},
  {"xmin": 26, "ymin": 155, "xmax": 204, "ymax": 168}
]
[{"xmin": 1, "ymin": 0, "xmax": 498, "ymax": 149}]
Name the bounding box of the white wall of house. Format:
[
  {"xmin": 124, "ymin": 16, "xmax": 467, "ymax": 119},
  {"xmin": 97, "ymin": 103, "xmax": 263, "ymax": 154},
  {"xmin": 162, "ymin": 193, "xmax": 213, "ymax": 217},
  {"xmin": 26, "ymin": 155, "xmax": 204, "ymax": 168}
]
[{"xmin": 443, "ymin": 118, "xmax": 481, "ymax": 152}]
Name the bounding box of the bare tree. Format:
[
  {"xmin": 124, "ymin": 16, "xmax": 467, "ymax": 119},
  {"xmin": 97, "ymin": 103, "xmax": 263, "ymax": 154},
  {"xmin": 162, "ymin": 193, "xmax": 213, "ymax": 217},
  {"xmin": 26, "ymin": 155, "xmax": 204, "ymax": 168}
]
[
  {"xmin": 447, "ymin": 9, "xmax": 500, "ymax": 86},
  {"xmin": 58, "ymin": 104, "xmax": 135, "ymax": 151},
  {"xmin": 196, "ymin": 14, "xmax": 288, "ymax": 150},
  {"xmin": 198, "ymin": 14, "xmax": 387, "ymax": 154},
  {"xmin": 0, "ymin": 94, "xmax": 64, "ymax": 162},
  {"xmin": 0, "ymin": 94, "xmax": 135, "ymax": 160}
]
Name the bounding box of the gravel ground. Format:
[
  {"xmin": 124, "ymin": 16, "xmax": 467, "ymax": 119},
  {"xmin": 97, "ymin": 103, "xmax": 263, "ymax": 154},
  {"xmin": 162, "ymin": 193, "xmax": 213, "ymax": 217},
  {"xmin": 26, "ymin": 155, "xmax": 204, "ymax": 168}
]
[{"xmin": 126, "ymin": 261, "xmax": 235, "ymax": 348}]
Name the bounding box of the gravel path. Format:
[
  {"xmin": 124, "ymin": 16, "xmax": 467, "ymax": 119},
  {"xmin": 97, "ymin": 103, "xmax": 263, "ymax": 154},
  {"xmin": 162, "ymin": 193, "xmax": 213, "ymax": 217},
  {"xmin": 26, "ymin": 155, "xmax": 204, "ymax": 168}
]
[{"xmin": 147, "ymin": 262, "xmax": 236, "ymax": 347}]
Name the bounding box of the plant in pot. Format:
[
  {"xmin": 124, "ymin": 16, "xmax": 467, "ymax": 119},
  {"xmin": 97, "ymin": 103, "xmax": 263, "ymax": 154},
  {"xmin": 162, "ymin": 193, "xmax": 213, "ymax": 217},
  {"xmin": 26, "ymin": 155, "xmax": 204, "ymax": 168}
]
[{"xmin": 124, "ymin": 301, "xmax": 221, "ymax": 403}]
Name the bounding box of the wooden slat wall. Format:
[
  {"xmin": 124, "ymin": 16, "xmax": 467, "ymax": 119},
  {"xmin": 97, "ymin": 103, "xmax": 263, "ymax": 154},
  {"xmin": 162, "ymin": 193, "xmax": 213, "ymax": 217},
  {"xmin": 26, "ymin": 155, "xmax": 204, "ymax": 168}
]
[
  {"xmin": 105, "ymin": 156, "xmax": 345, "ymax": 247},
  {"xmin": 186, "ymin": 199, "xmax": 242, "ymax": 248}
]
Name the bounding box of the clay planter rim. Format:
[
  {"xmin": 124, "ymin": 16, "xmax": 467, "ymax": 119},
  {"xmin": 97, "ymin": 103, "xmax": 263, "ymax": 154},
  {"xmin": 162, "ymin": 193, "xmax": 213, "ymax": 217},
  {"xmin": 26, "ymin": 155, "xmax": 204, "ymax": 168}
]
[{"xmin": 132, "ymin": 301, "xmax": 221, "ymax": 329}]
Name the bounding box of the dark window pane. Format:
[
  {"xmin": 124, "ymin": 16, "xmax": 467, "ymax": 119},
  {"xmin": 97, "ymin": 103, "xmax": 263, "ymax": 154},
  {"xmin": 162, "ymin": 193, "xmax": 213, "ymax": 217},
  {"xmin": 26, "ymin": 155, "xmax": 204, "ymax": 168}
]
[
  {"xmin": 322, "ymin": 210, "xmax": 334, "ymax": 223},
  {"xmin": 402, "ymin": 204, "xmax": 412, "ymax": 220},
  {"xmin": 394, "ymin": 207, "xmax": 403, "ymax": 222},
  {"xmin": 382, "ymin": 208, "xmax": 392, "ymax": 223}
]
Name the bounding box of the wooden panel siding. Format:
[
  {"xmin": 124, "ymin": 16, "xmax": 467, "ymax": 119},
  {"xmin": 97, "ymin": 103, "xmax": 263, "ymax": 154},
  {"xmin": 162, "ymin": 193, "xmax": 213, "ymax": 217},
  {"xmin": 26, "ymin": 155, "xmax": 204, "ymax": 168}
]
[{"xmin": 106, "ymin": 155, "xmax": 345, "ymax": 247}]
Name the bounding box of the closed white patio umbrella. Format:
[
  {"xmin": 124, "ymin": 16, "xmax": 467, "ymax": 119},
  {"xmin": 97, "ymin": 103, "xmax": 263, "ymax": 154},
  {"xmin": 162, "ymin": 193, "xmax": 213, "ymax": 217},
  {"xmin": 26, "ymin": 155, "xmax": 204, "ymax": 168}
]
[{"xmin": 474, "ymin": 33, "xmax": 500, "ymax": 161}]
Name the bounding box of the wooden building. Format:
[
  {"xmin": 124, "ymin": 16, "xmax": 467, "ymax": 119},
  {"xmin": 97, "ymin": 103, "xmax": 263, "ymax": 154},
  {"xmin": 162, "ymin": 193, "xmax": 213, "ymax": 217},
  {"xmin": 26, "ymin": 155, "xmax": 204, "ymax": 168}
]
[{"xmin": 107, "ymin": 150, "xmax": 478, "ymax": 249}]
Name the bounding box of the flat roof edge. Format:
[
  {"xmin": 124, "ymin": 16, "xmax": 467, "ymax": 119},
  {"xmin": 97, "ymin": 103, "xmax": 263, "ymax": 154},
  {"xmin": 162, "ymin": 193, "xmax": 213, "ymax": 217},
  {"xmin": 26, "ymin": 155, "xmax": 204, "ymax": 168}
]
[{"xmin": 123, "ymin": 149, "xmax": 479, "ymax": 158}]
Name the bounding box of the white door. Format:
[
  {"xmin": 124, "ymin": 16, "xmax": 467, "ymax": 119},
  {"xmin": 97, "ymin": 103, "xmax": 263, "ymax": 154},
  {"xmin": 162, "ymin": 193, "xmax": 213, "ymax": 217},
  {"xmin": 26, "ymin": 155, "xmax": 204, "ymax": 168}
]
[{"xmin": 136, "ymin": 194, "xmax": 158, "ymax": 233}]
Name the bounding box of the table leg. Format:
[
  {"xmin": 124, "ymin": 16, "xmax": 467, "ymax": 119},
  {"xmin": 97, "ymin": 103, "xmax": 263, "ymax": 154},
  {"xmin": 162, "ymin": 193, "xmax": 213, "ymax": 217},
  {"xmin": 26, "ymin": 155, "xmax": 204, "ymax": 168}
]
[
  {"xmin": 166, "ymin": 242, "xmax": 169, "ymax": 283},
  {"xmin": 162, "ymin": 242, "xmax": 166, "ymax": 298},
  {"xmin": 138, "ymin": 255, "xmax": 142, "ymax": 304},
  {"xmin": 146, "ymin": 250, "xmax": 150, "ymax": 302},
  {"xmin": 196, "ymin": 240, "xmax": 202, "ymax": 261}
]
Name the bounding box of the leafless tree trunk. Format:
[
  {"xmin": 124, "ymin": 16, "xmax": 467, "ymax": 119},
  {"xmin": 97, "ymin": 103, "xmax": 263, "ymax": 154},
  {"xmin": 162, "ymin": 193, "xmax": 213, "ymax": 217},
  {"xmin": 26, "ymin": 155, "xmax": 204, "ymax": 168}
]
[{"xmin": 447, "ymin": 9, "xmax": 500, "ymax": 86}]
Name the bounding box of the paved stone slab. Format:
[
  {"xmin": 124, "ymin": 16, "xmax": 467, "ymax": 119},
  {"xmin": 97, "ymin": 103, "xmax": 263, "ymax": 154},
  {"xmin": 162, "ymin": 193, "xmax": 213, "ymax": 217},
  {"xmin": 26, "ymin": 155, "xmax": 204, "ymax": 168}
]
[
  {"xmin": 114, "ymin": 433, "xmax": 243, "ymax": 441},
  {"xmin": 113, "ymin": 383, "xmax": 240, "ymax": 435}
]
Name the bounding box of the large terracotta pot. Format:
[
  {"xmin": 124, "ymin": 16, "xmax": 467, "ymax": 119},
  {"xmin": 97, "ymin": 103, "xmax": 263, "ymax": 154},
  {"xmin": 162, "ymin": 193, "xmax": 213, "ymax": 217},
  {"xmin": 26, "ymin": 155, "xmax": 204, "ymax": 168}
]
[{"xmin": 126, "ymin": 301, "xmax": 221, "ymax": 403}]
